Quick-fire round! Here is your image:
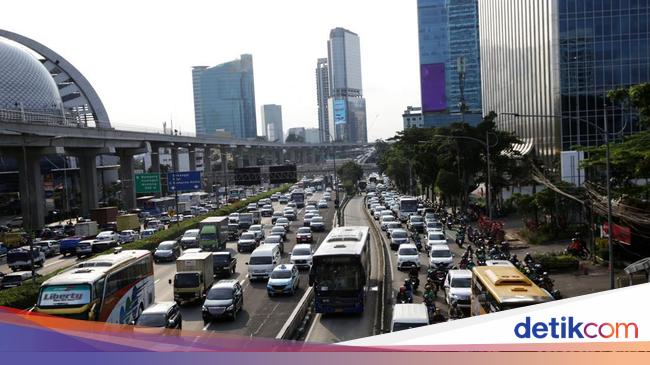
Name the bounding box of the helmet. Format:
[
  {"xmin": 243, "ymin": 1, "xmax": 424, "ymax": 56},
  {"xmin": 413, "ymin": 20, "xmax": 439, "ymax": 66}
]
[{"xmin": 399, "ymin": 287, "xmax": 405, "ymax": 293}]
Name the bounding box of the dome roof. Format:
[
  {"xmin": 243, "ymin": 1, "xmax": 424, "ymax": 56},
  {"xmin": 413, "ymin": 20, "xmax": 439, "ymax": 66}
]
[{"xmin": 0, "ymin": 40, "xmax": 62, "ymax": 112}]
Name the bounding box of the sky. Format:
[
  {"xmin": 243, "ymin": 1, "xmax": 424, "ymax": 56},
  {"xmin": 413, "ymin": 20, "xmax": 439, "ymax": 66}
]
[{"xmin": 3, "ymin": 0, "xmax": 421, "ymax": 142}]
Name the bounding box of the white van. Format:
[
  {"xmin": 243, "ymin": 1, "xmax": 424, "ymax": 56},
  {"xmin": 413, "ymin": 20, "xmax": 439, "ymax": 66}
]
[
  {"xmin": 247, "ymin": 244, "xmax": 281, "ymax": 281},
  {"xmin": 444, "ymin": 269, "xmax": 472, "ymax": 309},
  {"xmin": 391, "ymin": 303, "xmax": 430, "ymax": 332}
]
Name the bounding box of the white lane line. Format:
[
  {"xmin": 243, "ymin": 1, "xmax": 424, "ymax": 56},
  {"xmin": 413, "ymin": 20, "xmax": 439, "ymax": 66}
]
[
  {"xmin": 43, "ymin": 260, "xmax": 66, "ymax": 268},
  {"xmin": 239, "ymin": 280, "xmax": 245, "ymax": 285},
  {"xmin": 202, "ymin": 322, "xmax": 211, "ymax": 331},
  {"xmin": 154, "ymin": 279, "xmax": 160, "ymax": 284}
]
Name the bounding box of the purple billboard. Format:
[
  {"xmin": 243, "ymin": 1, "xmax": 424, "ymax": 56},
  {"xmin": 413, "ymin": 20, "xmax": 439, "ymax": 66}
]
[{"xmin": 420, "ymin": 63, "xmax": 446, "ymax": 112}]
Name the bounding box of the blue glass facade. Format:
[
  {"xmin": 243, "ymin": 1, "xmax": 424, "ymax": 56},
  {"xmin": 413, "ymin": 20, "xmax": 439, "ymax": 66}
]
[
  {"xmin": 417, "ymin": 0, "xmax": 482, "ymax": 127},
  {"xmin": 192, "ymin": 54, "xmax": 257, "ymax": 139}
]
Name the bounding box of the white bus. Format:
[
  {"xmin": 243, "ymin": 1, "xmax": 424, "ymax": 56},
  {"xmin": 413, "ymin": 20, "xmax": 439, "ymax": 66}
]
[
  {"xmin": 309, "ymin": 226, "xmax": 371, "ymax": 313},
  {"xmin": 178, "ymin": 192, "xmax": 209, "ymax": 206},
  {"xmin": 34, "ymin": 250, "xmax": 155, "ymax": 324},
  {"xmin": 399, "ymin": 197, "xmax": 419, "ymax": 222}
]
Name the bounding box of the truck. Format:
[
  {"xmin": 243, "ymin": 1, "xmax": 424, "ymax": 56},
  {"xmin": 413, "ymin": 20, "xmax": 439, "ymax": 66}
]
[
  {"xmin": 116, "ymin": 214, "xmax": 140, "ymax": 232},
  {"xmin": 198, "ymin": 216, "xmax": 229, "ymax": 251},
  {"xmin": 212, "ymin": 251, "xmax": 237, "ymax": 278},
  {"xmin": 59, "ymin": 237, "xmax": 82, "ymax": 257},
  {"xmin": 7, "ymin": 247, "xmax": 45, "ymax": 271},
  {"xmin": 90, "ymin": 207, "xmax": 118, "ymax": 226},
  {"xmin": 173, "ymin": 252, "xmax": 214, "ymax": 305},
  {"xmin": 75, "ymin": 221, "xmax": 98, "ymax": 238}
]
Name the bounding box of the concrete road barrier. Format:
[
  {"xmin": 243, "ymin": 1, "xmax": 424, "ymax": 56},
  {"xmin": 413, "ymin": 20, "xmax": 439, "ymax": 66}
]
[{"xmin": 276, "ymin": 286, "xmax": 315, "ymax": 340}]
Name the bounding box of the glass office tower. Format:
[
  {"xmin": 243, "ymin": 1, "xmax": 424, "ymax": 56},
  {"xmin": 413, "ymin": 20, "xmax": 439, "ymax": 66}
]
[
  {"xmin": 261, "ymin": 104, "xmax": 283, "ymax": 143},
  {"xmin": 192, "ymin": 54, "xmax": 257, "ymax": 139},
  {"xmin": 479, "ymin": 0, "xmax": 650, "ymax": 164},
  {"xmin": 417, "ymin": 0, "xmax": 482, "ymax": 127}
]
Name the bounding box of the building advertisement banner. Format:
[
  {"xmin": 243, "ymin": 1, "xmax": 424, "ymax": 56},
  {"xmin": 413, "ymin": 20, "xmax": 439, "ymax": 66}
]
[
  {"xmin": 334, "ymin": 99, "xmax": 347, "ymax": 125},
  {"xmin": 421, "ymin": 63, "xmax": 446, "ymax": 112}
]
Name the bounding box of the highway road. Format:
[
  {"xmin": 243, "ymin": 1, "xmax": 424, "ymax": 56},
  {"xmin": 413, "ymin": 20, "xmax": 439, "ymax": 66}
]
[{"xmin": 153, "ymin": 191, "xmax": 337, "ymax": 337}]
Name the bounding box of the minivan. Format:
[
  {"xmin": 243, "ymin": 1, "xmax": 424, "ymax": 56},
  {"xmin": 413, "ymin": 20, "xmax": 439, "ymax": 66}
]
[
  {"xmin": 247, "ymin": 244, "xmax": 281, "ymax": 281},
  {"xmin": 391, "ymin": 303, "xmax": 430, "ymax": 332}
]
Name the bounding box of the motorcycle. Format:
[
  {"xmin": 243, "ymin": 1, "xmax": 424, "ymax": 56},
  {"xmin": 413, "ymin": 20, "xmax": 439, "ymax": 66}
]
[
  {"xmin": 566, "ymin": 239, "xmax": 590, "ymax": 260},
  {"xmin": 408, "ymin": 273, "xmax": 420, "ymax": 292}
]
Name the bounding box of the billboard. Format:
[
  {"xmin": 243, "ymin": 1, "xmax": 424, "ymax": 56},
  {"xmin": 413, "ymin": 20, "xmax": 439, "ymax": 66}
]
[
  {"xmin": 135, "ymin": 173, "xmax": 161, "ymax": 194},
  {"xmin": 234, "ymin": 167, "xmax": 261, "ymax": 186},
  {"xmin": 269, "ymin": 164, "xmax": 297, "ymax": 184},
  {"xmin": 333, "ymin": 99, "xmax": 347, "ymax": 125},
  {"xmin": 420, "ymin": 63, "xmax": 446, "ymax": 112},
  {"xmin": 167, "ymin": 171, "xmax": 202, "ymax": 192}
]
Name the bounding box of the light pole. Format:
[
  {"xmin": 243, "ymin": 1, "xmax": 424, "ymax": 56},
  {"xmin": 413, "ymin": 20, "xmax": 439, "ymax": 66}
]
[{"xmin": 503, "ymin": 110, "xmax": 625, "ymax": 290}]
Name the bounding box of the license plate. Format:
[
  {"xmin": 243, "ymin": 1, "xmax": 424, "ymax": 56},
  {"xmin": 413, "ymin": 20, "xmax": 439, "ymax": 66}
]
[
  {"xmin": 275, "ymin": 289, "xmax": 283, "ymax": 293},
  {"xmin": 335, "ymin": 308, "xmax": 344, "ymax": 313}
]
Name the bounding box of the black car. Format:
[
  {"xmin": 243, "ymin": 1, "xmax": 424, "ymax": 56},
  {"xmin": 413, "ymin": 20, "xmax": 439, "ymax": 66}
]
[
  {"xmin": 154, "ymin": 241, "xmax": 181, "ymax": 262},
  {"xmin": 202, "ymin": 280, "xmax": 244, "ymax": 322},
  {"xmin": 133, "ymin": 302, "xmax": 182, "ymax": 330}
]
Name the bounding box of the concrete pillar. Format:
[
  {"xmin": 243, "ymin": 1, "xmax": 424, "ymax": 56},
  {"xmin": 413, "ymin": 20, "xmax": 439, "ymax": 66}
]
[
  {"xmin": 150, "ymin": 144, "xmax": 161, "ymax": 173},
  {"xmin": 188, "ymin": 147, "xmax": 197, "ymax": 171},
  {"xmin": 117, "ymin": 149, "xmax": 136, "ymax": 210},
  {"xmin": 275, "ymin": 149, "xmax": 283, "ymax": 165},
  {"xmin": 15, "ymin": 148, "xmax": 45, "ymax": 231},
  {"xmin": 220, "ymin": 149, "xmax": 229, "ymax": 186},
  {"xmin": 204, "ymin": 147, "xmax": 215, "ymax": 192},
  {"xmin": 171, "ymin": 147, "xmax": 180, "ymax": 172},
  {"xmin": 77, "ymin": 154, "xmax": 99, "ymax": 218},
  {"xmin": 236, "ymin": 148, "xmax": 245, "ymax": 168}
]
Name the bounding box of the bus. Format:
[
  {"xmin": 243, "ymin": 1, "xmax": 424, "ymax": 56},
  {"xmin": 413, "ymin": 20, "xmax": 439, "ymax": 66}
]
[
  {"xmin": 178, "ymin": 192, "xmax": 209, "ymax": 206},
  {"xmin": 142, "ymin": 197, "xmax": 176, "ymax": 216},
  {"xmin": 291, "ymin": 189, "xmax": 305, "ymax": 208},
  {"xmin": 309, "ymin": 226, "xmax": 371, "ymax": 313},
  {"xmin": 471, "ymin": 266, "xmax": 554, "ymax": 316},
  {"xmin": 34, "ymin": 250, "xmax": 155, "ymax": 324},
  {"xmin": 398, "ymin": 197, "xmax": 418, "ymax": 222}
]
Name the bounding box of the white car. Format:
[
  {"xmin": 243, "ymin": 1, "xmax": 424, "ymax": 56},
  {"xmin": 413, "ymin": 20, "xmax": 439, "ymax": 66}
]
[
  {"xmin": 96, "ymin": 231, "xmax": 119, "ymax": 242},
  {"xmin": 290, "ymin": 244, "xmax": 313, "ymax": 269},
  {"xmin": 318, "ymin": 200, "xmax": 328, "ymax": 209},
  {"xmin": 426, "ymin": 231, "xmax": 447, "ymax": 251},
  {"xmin": 275, "ymin": 217, "xmax": 290, "ymax": 231},
  {"xmin": 228, "ymin": 213, "xmax": 240, "ymax": 224},
  {"xmin": 429, "ymin": 245, "xmax": 454, "ymax": 269},
  {"xmin": 248, "ymin": 224, "xmax": 265, "ymax": 241},
  {"xmin": 118, "ymin": 230, "xmax": 139, "ymax": 243},
  {"xmin": 397, "ymin": 243, "xmax": 420, "ymax": 270},
  {"xmin": 389, "ymin": 229, "xmax": 409, "ymax": 250},
  {"xmin": 380, "ymin": 215, "xmax": 397, "ymax": 231},
  {"xmin": 444, "ymin": 269, "xmax": 472, "ymax": 308},
  {"xmin": 385, "ymin": 222, "xmax": 403, "ymax": 237},
  {"xmin": 140, "ymin": 228, "xmax": 156, "ymax": 239}
]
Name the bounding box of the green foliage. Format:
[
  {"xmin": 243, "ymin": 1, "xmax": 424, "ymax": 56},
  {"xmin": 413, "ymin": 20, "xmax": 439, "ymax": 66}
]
[
  {"xmin": 337, "ymin": 161, "xmax": 364, "ymax": 187},
  {"xmin": 0, "ymin": 185, "xmax": 290, "ymax": 310},
  {"xmin": 435, "ymin": 169, "xmax": 461, "ymax": 202},
  {"xmin": 533, "ymin": 252, "xmax": 579, "ymax": 272}
]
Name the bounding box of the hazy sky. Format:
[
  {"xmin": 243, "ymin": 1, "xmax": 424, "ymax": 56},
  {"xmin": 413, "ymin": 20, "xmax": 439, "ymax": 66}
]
[{"xmin": 3, "ymin": 0, "xmax": 421, "ymax": 141}]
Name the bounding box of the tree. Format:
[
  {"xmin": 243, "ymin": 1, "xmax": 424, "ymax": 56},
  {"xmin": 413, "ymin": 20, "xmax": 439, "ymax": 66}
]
[
  {"xmin": 337, "ymin": 161, "xmax": 364, "ymax": 194},
  {"xmin": 436, "ymin": 169, "xmax": 461, "ymax": 208}
]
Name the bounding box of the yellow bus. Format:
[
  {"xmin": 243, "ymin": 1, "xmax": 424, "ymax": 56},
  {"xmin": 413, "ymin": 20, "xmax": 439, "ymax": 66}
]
[{"xmin": 471, "ymin": 266, "xmax": 553, "ymax": 316}]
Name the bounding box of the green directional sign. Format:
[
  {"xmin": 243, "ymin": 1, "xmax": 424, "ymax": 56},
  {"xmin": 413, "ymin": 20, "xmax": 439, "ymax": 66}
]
[{"xmin": 135, "ymin": 173, "xmax": 161, "ymax": 194}]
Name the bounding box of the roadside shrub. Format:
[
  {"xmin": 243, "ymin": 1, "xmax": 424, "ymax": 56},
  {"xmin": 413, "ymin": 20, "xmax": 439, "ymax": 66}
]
[{"xmin": 533, "ymin": 252, "xmax": 579, "ymax": 272}]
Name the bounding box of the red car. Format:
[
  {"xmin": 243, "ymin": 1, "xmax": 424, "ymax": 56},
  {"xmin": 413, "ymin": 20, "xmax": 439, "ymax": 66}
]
[{"xmin": 296, "ymin": 227, "xmax": 313, "ymax": 243}]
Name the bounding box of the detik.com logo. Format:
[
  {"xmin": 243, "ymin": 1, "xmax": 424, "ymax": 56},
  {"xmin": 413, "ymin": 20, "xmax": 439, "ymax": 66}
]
[{"xmin": 515, "ymin": 316, "xmax": 638, "ymax": 339}]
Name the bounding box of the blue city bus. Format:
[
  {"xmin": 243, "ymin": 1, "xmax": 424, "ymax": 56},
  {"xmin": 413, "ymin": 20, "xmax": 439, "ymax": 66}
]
[
  {"xmin": 142, "ymin": 197, "xmax": 176, "ymax": 216},
  {"xmin": 309, "ymin": 226, "xmax": 371, "ymax": 313},
  {"xmin": 291, "ymin": 189, "xmax": 305, "ymax": 209}
]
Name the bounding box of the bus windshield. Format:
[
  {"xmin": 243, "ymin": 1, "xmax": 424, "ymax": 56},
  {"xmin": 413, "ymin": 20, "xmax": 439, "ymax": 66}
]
[
  {"xmin": 400, "ymin": 200, "xmax": 418, "ymax": 212},
  {"xmin": 312, "ymin": 257, "xmax": 363, "ymax": 292},
  {"xmin": 38, "ymin": 284, "xmax": 92, "ymax": 307}
]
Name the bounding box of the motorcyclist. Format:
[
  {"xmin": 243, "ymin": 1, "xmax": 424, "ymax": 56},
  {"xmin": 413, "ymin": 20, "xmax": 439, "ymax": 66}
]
[
  {"xmin": 510, "ymin": 254, "xmax": 520, "ymax": 266},
  {"xmin": 423, "ymin": 284, "xmax": 436, "ymax": 304},
  {"xmin": 524, "ymin": 252, "xmax": 534, "ymax": 265},
  {"xmin": 448, "ymin": 301, "xmax": 464, "ymax": 320},
  {"xmin": 431, "ymin": 308, "xmax": 447, "ymax": 323},
  {"xmin": 396, "ymin": 287, "xmax": 412, "ymax": 304},
  {"xmin": 403, "ymin": 278, "xmax": 413, "ymax": 296},
  {"xmin": 408, "ymin": 267, "xmax": 420, "ymax": 289}
]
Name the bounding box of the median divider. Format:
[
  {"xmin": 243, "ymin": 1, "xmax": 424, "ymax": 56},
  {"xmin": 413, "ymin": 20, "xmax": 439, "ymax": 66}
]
[
  {"xmin": 0, "ymin": 185, "xmax": 291, "ymax": 310},
  {"xmin": 276, "ymin": 286, "xmax": 315, "ymax": 340}
]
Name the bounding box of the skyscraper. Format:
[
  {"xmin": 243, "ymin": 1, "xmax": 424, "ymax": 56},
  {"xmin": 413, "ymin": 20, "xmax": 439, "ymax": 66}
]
[
  {"xmin": 479, "ymin": 0, "xmax": 649, "ymax": 164},
  {"xmin": 315, "ymin": 58, "xmax": 330, "ymax": 142},
  {"xmin": 192, "ymin": 54, "xmax": 257, "ymax": 139},
  {"xmin": 417, "ymin": 0, "xmax": 482, "ymax": 127},
  {"xmin": 326, "ymin": 28, "xmax": 368, "ymax": 143},
  {"xmin": 261, "ymin": 104, "xmax": 283, "ymax": 143}
]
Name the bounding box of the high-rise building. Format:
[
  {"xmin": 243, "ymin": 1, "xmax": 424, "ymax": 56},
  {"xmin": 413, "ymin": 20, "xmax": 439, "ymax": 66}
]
[
  {"xmin": 305, "ymin": 128, "xmax": 321, "ymax": 144},
  {"xmin": 286, "ymin": 127, "xmax": 306, "ymax": 142},
  {"xmin": 479, "ymin": 0, "xmax": 649, "ymax": 164},
  {"xmin": 261, "ymin": 104, "xmax": 283, "ymax": 143},
  {"xmin": 316, "ymin": 58, "xmax": 330, "ymax": 142},
  {"xmin": 327, "ymin": 28, "xmax": 368, "ymax": 143},
  {"xmin": 403, "ymin": 106, "xmax": 424, "ymax": 129},
  {"xmin": 417, "ymin": 0, "xmax": 482, "ymax": 127},
  {"xmin": 192, "ymin": 54, "xmax": 257, "ymax": 139}
]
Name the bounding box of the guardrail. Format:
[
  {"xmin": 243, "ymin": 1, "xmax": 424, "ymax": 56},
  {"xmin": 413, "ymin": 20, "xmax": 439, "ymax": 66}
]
[{"xmin": 276, "ymin": 287, "xmax": 315, "ymax": 340}]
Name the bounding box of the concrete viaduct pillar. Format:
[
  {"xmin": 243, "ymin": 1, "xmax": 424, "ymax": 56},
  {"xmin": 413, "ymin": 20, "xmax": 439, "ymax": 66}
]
[
  {"xmin": 12, "ymin": 148, "xmax": 46, "ymax": 232},
  {"xmin": 117, "ymin": 149, "xmax": 136, "ymax": 211},
  {"xmin": 76, "ymin": 153, "xmax": 99, "ymax": 218},
  {"xmin": 188, "ymin": 147, "xmax": 197, "ymax": 171}
]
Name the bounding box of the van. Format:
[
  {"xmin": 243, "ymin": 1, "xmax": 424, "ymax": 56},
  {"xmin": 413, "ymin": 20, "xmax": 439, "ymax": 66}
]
[
  {"xmin": 391, "ymin": 303, "xmax": 430, "ymax": 332},
  {"xmin": 247, "ymin": 244, "xmax": 281, "ymax": 281},
  {"xmin": 1, "ymin": 271, "xmax": 34, "ymax": 289}
]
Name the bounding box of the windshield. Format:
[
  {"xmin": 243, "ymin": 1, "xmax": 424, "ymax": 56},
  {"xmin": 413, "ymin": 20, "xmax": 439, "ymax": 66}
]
[
  {"xmin": 400, "ymin": 200, "xmax": 418, "ymax": 212},
  {"xmin": 293, "ymin": 248, "xmax": 311, "ymax": 256},
  {"xmin": 38, "ymin": 284, "xmax": 91, "ymax": 307},
  {"xmin": 266, "ymin": 237, "xmax": 281, "ymax": 244},
  {"xmin": 250, "ymin": 256, "xmax": 272, "ymax": 265},
  {"xmin": 311, "ymin": 218, "xmax": 323, "ymax": 223},
  {"xmin": 174, "ymin": 273, "xmax": 199, "ymax": 288},
  {"xmin": 213, "ymin": 255, "xmax": 230, "ymax": 264},
  {"xmin": 410, "ymin": 216, "xmax": 423, "ymax": 223},
  {"xmin": 312, "ymin": 257, "xmax": 363, "ymax": 291},
  {"xmin": 3, "ymin": 275, "xmax": 23, "ymax": 285},
  {"xmin": 392, "ymin": 231, "xmax": 407, "ymax": 239},
  {"xmin": 297, "ymin": 228, "xmax": 311, "ymax": 234},
  {"xmin": 240, "ymin": 233, "xmax": 255, "ymax": 240},
  {"xmin": 272, "ymin": 227, "xmax": 284, "ymax": 233},
  {"xmin": 184, "ymin": 230, "xmax": 199, "ymax": 238},
  {"xmin": 429, "ymin": 234, "xmax": 446, "ymax": 241},
  {"xmin": 451, "ymin": 277, "xmax": 472, "ymax": 288},
  {"xmin": 399, "ymin": 248, "xmax": 418, "ymax": 256},
  {"xmin": 431, "ymin": 250, "xmax": 451, "ymax": 258},
  {"xmin": 271, "ymin": 270, "xmax": 292, "ymax": 279},
  {"xmin": 136, "ymin": 313, "xmax": 166, "ymax": 327},
  {"xmin": 158, "ymin": 243, "xmax": 174, "ymax": 250},
  {"xmin": 207, "ymin": 288, "xmax": 233, "ymax": 300},
  {"xmin": 200, "ymin": 233, "xmax": 217, "ymax": 240},
  {"xmin": 393, "ymin": 322, "xmax": 427, "ymax": 332}
]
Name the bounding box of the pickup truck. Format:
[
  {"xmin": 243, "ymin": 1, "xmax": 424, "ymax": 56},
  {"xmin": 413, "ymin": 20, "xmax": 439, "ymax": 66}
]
[{"xmin": 212, "ymin": 252, "xmax": 236, "ymax": 278}]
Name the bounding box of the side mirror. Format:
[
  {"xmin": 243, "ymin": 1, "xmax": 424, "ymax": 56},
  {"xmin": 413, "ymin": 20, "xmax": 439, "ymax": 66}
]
[
  {"xmin": 245, "ymin": 262, "xmax": 249, "ymax": 265},
  {"xmin": 130, "ymin": 320, "xmax": 136, "ymax": 326},
  {"xmin": 167, "ymin": 320, "xmax": 175, "ymax": 328},
  {"xmin": 168, "ymin": 279, "xmax": 172, "ymax": 285}
]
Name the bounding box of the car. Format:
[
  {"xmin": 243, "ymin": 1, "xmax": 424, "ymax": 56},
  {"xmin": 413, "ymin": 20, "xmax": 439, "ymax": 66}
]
[
  {"xmin": 303, "ymin": 213, "xmax": 316, "ymax": 227},
  {"xmin": 372, "ymin": 207, "xmax": 384, "ymax": 220},
  {"xmin": 426, "ymin": 221, "xmax": 445, "ymax": 234},
  {"xmin": 212, "ymin": 251, "xmax": 237, "ymax": 277},
  {"xmin": 248, "ymin": 224, "xmax": 265, "ymax": 242},
  {"xmin": 424, "ymin": 213, "xmax": 437, "ymax": 224},
  {"xmin": 318, "ymin": 200, "xmax": 328, "ymax": 209},
  {"xmin": 96, "ymin": 231, "xmax": 119, "ymax": 242},
  {"xmin": 140, "ymin": 228, "xmax": 156, "ymax": 239},
  {"xmin": 75, "ymin": 240, "xmax": 94, "ymax": 259},
  {"xmin": 407, "ymin": 215, "xmax": 425, "ymax": 233},
  {"xmin": 271, "ymin": 211, "xmax": 284, "ymax": 224},
  {"xmin": 119, "ymin": 230, "xmax": 139, "ymax": 243},
  {"xmin": 397, "ymin": 243, "xmax": 420, "ymax": 270},
  {"xmin": 385, "ymin": 222, "xmax": 403, "ymax": 237},
  {"xmin": 270, "ymin": 194, "xmax": 279, "ymax": 202},
  {"xmin": 380, "ymin": 215, "xmax": 397, "ymax": 231},
  {"xmin": 391, "ymin": 303, "xmax": 430, "ymax": 332},
  {"xmin": 309, "ymin": 216, "xmax": 325, "ymax": 232},
  {"xmin": 247, "ymin": 203, "xmax": 258, "ymax": 212},
  {"xmin": 287, "ymin": 202, "xmax": 298, "ymax": 211},
  {"xmin": 270, "ymin": 225, "xmax": 287, "ymax": 240},
  {"xmin": 275, "ymin": 217, "xmax": 290, "ymax": 231},
  {"xmin": 0, "ymin": 271, "xmax": 35, "ymax": 289},
  {"xmin": 263, "ymin": 235, "xmax": 284, "ymax": 254},
  {"xmin": 426, "ymin": 232, "xmax": 447, "ymax": 251},
  {"xmin": 444, "ymin": 269, "xmax": 472, "ymax": 309},
  {"xmin": 36, "ymin": 240, "xmax": 60, "ymax": 257},
  {"xmin": 278, "ymin": 196, "xmax": 288, "ymax": 204},
  {"xmin": 260, "ymin": 205, "xmax": 274, "ymax": 217},
  {"xmin": 179, "ymin": 229, "xmax": 200, "ymax": 249},
  {"xmin": 323, "ymin": 193, "xmax": 332, "ymax": 201},
  {"xmin": 154, "ymin": 240, "xmax": 181, "ymax": 262},
  {"xmin": 305, "ymin": 205, "xmax": 318, "ymax": 213},
  {"xmin": 7, "ymin": 217, "xmax": 23, "ymax": 229},
  {"xmin": 182, "ymin": 214, "xmax": 195, "ymax": 220},
  {"xmin": 159, "ymin": 213, "xmax": 171, "ymax": 225},
  {"xmin": 267, "ymin": 264, "xmax": 300, "ymax": 296},
  {"xmin": 145, "ymin": 220, "xmax": 164, "ymax": 232},
  {"xmin": 170, "ymin": 215, "xmax": 184, "ymax": 224},
  {"xmin": 283, "ymin": 210, "xmax": 296, "ymax": 221},
  {"xmin": 133, "ymin": 302, "xmax": 182, "ymax": 330},
  {"xmin": 290, "ymin": 244, "xmax": 313, "ymax": 269},
  {"xmin": 295, "ymin": 227, "xmax": 313, "ymax": 243},
  {"xmin": 202, "ymin": 280, "xmax": 243, "ymax": 322},
  {"xmin": 429, "ymin": 245, "xmax": 454, "ymax": 269},
  {"xmin": 389, "ymin": 229, "xmax": 409, "ymax": 250},
  {"xmin": 237, "ymin": 232, "xmax": 258, "ymax": 253}
]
